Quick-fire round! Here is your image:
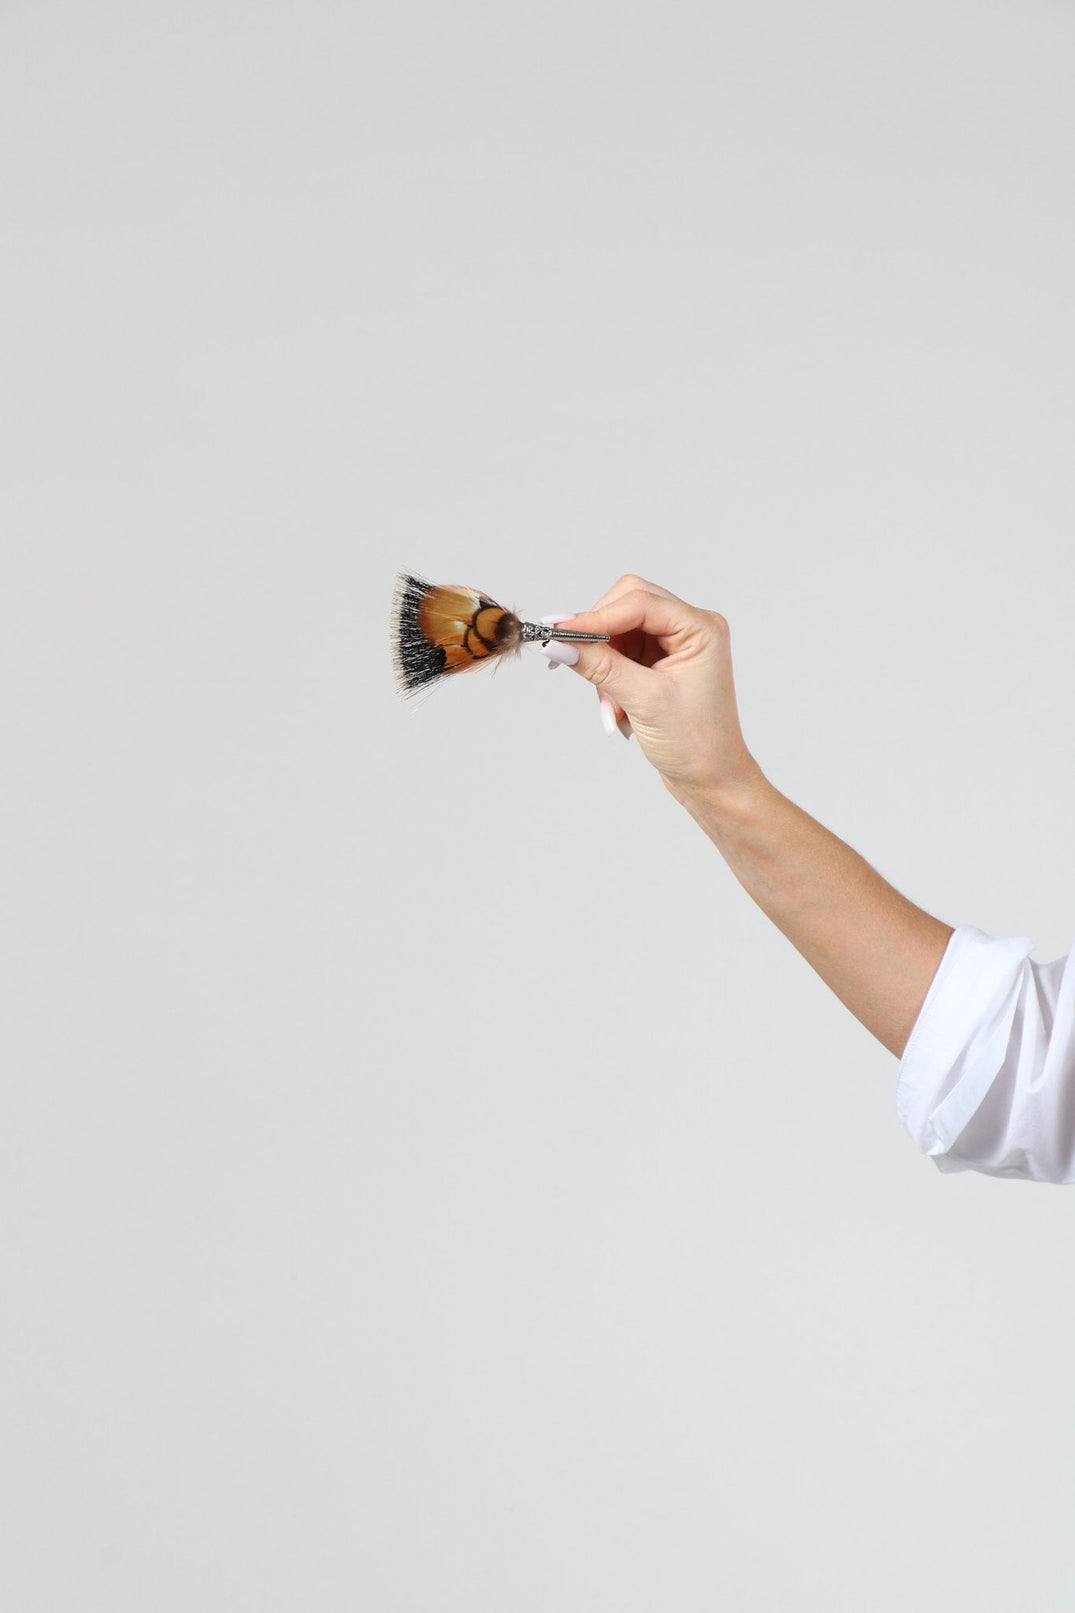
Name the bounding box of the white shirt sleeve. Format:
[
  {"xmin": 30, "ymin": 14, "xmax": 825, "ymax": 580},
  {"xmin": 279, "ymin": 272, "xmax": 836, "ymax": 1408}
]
[{"xmin": 896, "ymin": 925, "xmax": 1075, "ymax": 1183}]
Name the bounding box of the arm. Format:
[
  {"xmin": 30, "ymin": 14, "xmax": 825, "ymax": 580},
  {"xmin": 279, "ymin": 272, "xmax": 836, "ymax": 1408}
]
[
  {"xmin": 548, "ymin": 575, "xmax": 1075, "ymax": 1183},
  {"xmin": 549, "ymin": 575, "xmax": 953, "ymax": 1060},
  {"xmin": 670, "ymin": 768, "xmax": 954, "ymax": 1059}
]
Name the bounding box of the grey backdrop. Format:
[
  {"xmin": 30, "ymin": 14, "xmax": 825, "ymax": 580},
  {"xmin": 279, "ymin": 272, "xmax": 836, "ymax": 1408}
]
[{"xmin": 3, "ymin": 2, "xmax": 1074, "ymax": 1608}]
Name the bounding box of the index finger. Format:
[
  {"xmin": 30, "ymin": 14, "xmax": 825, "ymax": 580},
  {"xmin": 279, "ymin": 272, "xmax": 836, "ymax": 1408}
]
[{"xmin": 557, "ymin": 587, "xmax": 703, "ymax": 652}]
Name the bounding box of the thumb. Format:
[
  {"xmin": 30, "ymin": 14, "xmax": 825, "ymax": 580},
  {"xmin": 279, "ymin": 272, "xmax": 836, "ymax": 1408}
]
[{"xmin": 556, "ymin": 632, "xmax": 650, "ymax": 710}]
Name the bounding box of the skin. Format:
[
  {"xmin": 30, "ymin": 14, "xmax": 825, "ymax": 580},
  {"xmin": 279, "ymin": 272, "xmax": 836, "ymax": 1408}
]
[{"xmin": 554, "ymin": 575, "xmax": 954, "ymax": 1061}]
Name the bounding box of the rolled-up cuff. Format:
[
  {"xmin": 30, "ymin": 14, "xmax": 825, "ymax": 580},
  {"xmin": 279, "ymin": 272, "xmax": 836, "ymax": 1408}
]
[{"xmin": 896, "ymin": 924, "xmax": 1035, "ymax": 1171}]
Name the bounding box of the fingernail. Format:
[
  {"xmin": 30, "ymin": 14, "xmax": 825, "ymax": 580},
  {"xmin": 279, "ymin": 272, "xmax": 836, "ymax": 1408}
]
[
  {"xmin": 599, "ymin": 697, "xmax": 617, "ymax": 737},
  {"xmin": 539, "ymin": 640, "xmax": 579, "ymax": 667},
  {"xmin": 616, "ymin": 714, "xmax": 632, "ymax": 741},
  {"xmin": 540, "ymin": 614, "xmax": 580, "ymax": 625}
]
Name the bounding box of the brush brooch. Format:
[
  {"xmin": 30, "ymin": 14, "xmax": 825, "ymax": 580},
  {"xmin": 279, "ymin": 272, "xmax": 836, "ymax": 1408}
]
[{"xmin": 391, "ymin": 572, "xmax": 610, "ymax": 698}]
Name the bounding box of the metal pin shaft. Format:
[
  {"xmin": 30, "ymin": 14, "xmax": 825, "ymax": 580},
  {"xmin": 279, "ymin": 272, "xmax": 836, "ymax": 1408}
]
[{"xmin": 520, "ymin": 621, "xmax": 610, "ymax": 646}]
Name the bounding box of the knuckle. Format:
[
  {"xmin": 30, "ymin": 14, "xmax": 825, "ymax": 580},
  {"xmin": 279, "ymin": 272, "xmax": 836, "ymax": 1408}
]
[
  {"xmin": 589, "ymin": 651, "xmax": 616, "ymax": 688},
  {"xmin": 703, "ymin": 608, "xmax": 730, "ymax": 636}
]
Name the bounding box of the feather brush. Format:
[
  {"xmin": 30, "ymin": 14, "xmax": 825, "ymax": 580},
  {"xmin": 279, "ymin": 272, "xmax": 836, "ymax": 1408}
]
[{"xmin": 391, "ymin": 572, "xmax": 609, "ymax": 698}]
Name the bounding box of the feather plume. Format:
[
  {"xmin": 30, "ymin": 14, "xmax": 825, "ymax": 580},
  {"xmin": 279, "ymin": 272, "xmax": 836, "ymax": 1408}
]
[{"xmin": 391, "ymin": 572, "xmax": 523, "ymax": 698}]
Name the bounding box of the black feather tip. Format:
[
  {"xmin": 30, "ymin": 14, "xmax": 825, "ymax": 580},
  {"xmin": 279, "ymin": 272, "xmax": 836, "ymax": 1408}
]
[{"xmin": 391, "ymin": 572, "xmax": 445, "ymax": 697}]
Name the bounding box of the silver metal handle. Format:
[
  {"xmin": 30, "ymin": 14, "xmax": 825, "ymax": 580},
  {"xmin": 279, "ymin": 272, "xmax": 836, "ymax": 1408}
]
[{"xmin": 520, "ymin": 621, "xmax": 610, "ymax": 646}]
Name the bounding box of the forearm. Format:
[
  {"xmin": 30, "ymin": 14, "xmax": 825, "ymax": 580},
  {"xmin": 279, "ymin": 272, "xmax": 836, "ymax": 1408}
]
[{"xmin": 671, "ymin": 768, "xmax": 954, "ymax": 1059}]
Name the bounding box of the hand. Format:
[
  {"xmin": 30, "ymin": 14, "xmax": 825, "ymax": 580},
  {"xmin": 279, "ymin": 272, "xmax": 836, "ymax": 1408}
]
[{"xmin": 544, "ymin": 574, "xmax": 763, "ymax": 802}]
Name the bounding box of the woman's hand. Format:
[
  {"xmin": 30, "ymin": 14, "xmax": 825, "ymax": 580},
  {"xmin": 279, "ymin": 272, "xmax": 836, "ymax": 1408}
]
[{"xmin": 544, "ymin": 574, "xmax": 763, "ymax": 803}]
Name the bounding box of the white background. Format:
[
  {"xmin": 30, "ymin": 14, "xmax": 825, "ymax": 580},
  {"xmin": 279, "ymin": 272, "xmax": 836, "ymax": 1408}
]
[{"xmin": 2, "ymin": 2, "xmax": 1074, "ymax": 1607}]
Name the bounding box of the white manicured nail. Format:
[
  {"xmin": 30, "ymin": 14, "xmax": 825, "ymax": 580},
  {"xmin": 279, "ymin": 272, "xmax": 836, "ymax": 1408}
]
[
  {"xmin": 539, "ymin": 640, "xmax": 579, "ymax": 666},
  {"xmin": 599, "ymin": 697, "xmax": 617, "ymax": 736},
  {"xmin": 539, "ymin": 614, "xmax": 579, "ymax": 625}
]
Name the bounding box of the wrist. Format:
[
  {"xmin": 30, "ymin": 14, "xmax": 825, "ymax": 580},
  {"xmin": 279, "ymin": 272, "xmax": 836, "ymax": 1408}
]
[{"xmin": 664, "ymin": 759, "xmax": 774, "ymax": 836}]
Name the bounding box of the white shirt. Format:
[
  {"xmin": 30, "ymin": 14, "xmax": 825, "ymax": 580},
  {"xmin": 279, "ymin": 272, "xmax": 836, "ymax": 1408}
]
[{"xmin": 897, "ymin": 925, "xmax": 1075, "ymax": 1183}]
